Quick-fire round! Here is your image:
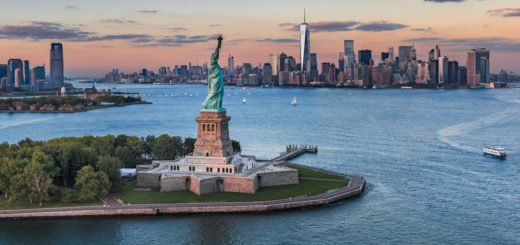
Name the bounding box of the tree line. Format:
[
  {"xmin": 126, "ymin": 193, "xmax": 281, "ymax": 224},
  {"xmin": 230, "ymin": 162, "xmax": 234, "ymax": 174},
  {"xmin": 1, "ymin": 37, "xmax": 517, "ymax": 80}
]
[{"xmin": 0, "ymin": 134, "xmax": 241, "ymax": 206}]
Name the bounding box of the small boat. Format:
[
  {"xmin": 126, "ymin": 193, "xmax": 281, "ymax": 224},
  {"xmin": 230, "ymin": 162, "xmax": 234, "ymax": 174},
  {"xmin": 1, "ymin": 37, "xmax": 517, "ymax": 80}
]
[
  {"xmin": 165, "ymin": 94, "xmax": 168, "ymax": 97},
  {"xmin": 184, "ymin": 92, "xmax": 187, "ymax": 96},
  {"xmin": 348, "ymin": 91, "xmax": 352, "ymax": 96},
  {"xmin": 189, "ymin": 94, "xmax": 193, "ymax": 97},
  {"xmin": 242, "ymin": 98, "xmax": 247, "ymax": 104},
  {"xmin": 483, "ymin": 147, "xmax": 507, "ymax": 159},
  {"xmin": 291, "ymin": 96, "xmax": 298, "ymax": 106},
  {"xmin": 171, "ymin": 94, "xmax": 174, "ymax": 97},
  {"xmin": 195, "ymin": 93, "xmax": 199, "ymax": 96},
  {"xmin": 228, "ymin": 93, "xmax": 230, "ymax": 97}
]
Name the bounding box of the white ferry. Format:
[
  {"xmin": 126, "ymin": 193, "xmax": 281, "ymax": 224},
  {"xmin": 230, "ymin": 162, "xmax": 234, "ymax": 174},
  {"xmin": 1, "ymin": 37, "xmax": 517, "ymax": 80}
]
[{"xmin": 483, "ymin": 147, "xmax": 507, "ymax": 159}]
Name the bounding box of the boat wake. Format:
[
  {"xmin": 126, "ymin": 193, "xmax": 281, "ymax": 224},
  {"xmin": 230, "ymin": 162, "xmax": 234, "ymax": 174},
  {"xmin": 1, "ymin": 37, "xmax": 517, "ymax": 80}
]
[
  {"xmin": 437, "ymin": 106, "xmax": 520, "ymax": 153},
  {"xmin": 0, "ymin": 116, "xmax": 62, "ymax": 131}
]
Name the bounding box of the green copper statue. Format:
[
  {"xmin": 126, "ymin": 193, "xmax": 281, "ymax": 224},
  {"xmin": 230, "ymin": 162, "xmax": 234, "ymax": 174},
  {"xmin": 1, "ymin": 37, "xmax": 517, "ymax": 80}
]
[{"xmin": 202, "ymin": 34, "xmax": 225, "ymax": 112}]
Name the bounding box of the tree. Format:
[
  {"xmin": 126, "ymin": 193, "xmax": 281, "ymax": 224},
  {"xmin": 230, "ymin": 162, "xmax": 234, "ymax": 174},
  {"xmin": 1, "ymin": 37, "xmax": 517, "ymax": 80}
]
[
  {"xmin": 232, "ymin": 140, "xmax": 241, "ymax": 152},
  {"xmin": 96, "ymin": 155, "xmax": 124, "ymax": 191},
  {"xmin": 74, "ymin": 165, "xmax": 110, "ymax": 202},
  {"xmin": 25, "ymin": 160, "xmax": 53, "ymax": 206},
  {"xmin": 142, "ymin": 135, "xmax": 156, "ymax": 159},
  {"xmin": 183, "ymin": 137, "xmax": 196, "ymax": 155},
  {"xmin": 153, "ymin": 135, "xmax": 183, "ymax": 159}
]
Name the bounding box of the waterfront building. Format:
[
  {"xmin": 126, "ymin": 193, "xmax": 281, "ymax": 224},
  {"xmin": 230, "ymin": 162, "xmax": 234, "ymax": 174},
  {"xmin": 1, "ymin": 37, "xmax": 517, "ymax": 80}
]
[
  {"xmin": 262, "ymin": 63, "xmax": 273, "ymax": 85},
  {"xmin": 50, "ymin": 43, "xmax": 64, "ymax": 87},
  {"xmin": 344, "ymin": 40, "xmax": 356, "ymax": 68},
  {"xmin": 458, "ymin": 66, "xmax": 468, "ymax": 84},
  {"xmin": 430, "ymin": 60, "xmax": 439, "ymax": 84},
  {"xmin": 300, "ymin": 10, "xmax": 310, "ymax": 73},
  {"xmin": 7, "ymin": 59, "xmax": 23, "ymax": 87},
  {"xmin": 438, "ymin": 56, "xmax": 449, "ymax": 84},
  {"xmin": 33, "ymin": 65, "xmax": 45, "ymax": 81},
  {"xmin": 467, "ymin": 48, "xmax": 490, "ymax": 85},
  {"xmin": 358, "ymin": 50, "xmax": 372, "ymax": 66},
  {"xmin": 448, "ymin": 61, "xmax": 459, "ymax": 84}
]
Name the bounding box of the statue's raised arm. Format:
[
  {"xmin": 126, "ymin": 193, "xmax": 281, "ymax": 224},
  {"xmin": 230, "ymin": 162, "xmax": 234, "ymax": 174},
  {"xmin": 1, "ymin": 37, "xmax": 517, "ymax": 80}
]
[{"xmin": 202, "ymin": 35, "xmax": 225, "ymax": 112}]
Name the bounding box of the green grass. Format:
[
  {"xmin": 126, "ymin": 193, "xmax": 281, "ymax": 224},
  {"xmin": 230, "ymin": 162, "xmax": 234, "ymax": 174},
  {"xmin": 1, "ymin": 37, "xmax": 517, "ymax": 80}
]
[
  {"xmin": 288, "ymin": 165, "xmax": 348, "ymax": 180},
  {"xmin": 114, "ymin": 165, "xmax": 349, "ymax": 204},
  {"xmin": 0, "ymin": 198, "xmax": 102, "ymax": 210}
]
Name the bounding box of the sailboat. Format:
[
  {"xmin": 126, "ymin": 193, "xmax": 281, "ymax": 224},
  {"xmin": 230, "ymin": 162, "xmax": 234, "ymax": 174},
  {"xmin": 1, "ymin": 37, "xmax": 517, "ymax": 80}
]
[
  {"xmin": 291, "ymin": 96, "xmax": 298, "ymax": 106},
  {"xmin": 242, "ymin": 98, "xmax": 247, "ymax": 104},
  {"xmin": 347, "ymin": 90, "xmax": 352, "ymax": 96}
]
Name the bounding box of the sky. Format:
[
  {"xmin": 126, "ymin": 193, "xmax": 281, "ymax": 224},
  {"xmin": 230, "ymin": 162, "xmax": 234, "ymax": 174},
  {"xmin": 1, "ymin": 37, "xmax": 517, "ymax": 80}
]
[{"xmin": 0, "ymin": 0, "xmax": 519, "ymax": 77}]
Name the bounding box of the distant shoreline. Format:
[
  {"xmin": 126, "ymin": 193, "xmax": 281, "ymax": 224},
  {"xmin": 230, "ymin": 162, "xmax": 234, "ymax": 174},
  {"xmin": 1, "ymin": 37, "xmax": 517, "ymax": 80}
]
[{"xmin": 0, "ymin": 101, "xmax": 152, "ymax": 114}]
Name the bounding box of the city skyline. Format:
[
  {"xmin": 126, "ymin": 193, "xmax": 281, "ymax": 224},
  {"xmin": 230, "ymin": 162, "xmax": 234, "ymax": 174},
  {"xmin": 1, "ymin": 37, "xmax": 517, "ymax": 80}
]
[{"xmin": 0, "ymin": 0, "xmax": 519, "ymax": 76}]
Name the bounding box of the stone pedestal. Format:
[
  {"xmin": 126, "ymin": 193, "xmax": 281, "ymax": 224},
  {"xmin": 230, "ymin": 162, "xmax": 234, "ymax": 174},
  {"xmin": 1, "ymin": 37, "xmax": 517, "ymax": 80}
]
[{"xmin": 192, "ymin": 111, "xmax": 233, "ymax": 158}]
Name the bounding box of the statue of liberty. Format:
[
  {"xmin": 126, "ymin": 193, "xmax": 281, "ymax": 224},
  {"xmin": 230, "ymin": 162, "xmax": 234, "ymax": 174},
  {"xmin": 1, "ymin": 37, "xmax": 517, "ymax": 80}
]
[{"xmin": 202, "ymin": 34, "xmax": 225, "ymax": 112}]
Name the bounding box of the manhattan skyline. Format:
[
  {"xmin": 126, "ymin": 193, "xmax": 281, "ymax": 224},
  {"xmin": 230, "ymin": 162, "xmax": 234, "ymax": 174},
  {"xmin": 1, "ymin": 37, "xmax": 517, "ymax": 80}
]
[{"xmin": 0, "ymin": 0, "xmax": 519, "ymax": 76}]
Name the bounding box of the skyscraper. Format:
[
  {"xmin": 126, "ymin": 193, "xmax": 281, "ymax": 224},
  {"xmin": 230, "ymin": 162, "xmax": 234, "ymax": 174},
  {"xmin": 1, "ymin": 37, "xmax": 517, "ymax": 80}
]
[
  {"xmin": 309, "ymin": 53, "xmax": 318, "ymax": 81},
  {"xmin": 227, "ymin": 54, "xmax": 234, "ymax": 75},
  {"xmin": 23, "ymin": 60, "xmax": 31, "ymax": 85},
  {"xmin": 438, "ymin": 56, "xmax": 449, "ymax": 84},
  {"xmin": 467, "ymin": 48, "xmax": 490, "ymax": 85},
  {"xmin": 434, "ymin": 45, "xmax": 441, "ymax": 60},
  {"xmin": 381, "ymin": 52, "xmax": 390, "ymax": 61},
  {"xmin": 0, "ymin": 64, "xmax": 7, "ymax": 80},
  {"xmin": 7, "ymin": 59, "xmax": 23, "ymax": 87},
  {"xmin": 50, "ymin": 43, "xmax": 64, "ymax": 87},
  {"xmin": 300, "ymin": 9, "xmax": 310, "ymax": 73},
  {"xmin": 398, "ymin": 46, "xmax": 412, "ymax": 64},
  {"xmin": 448, "ymin": 61, "xmax": 459, "ymax": 84},
  {"xmin": 14, "ymin": 68, "xmax": 22, "ymax": 88},
  {"xmin": 344, "ymin": 40, "xmax": 356, "ymax": 68},
  {"xmin": 338, "ymin": 52, "xmax": 345, "ymax": 73},
  {"xmin": 358, "ymin": 50, "xmax": 372, "ymax": 66},
  {"xmin": 269, "ymin": 53, "xmax": 279, "ymax": 76},
  {"xmin": 410, "ymin": 44, "xmax": 417, "ymax": 61},
  {"xmin": 262, "ymin": 63, "xmax": 273, "ymax": 85},
  {"xmin": 388, "ymin": 47, "xmax": 394, "ymax": 61}
]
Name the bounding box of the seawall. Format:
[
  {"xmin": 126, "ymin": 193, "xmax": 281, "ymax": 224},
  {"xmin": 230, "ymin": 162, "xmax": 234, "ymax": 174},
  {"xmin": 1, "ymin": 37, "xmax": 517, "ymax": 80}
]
[{"xmin": 0, "ymin": 165, "xmax": 365, "ymax": 220}]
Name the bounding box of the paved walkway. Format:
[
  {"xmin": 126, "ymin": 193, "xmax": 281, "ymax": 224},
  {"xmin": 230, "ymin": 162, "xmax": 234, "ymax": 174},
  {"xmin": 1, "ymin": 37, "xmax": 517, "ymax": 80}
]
[{"xmin": 101, "ymin": 194, "xmax": 123, "ymax": 206}]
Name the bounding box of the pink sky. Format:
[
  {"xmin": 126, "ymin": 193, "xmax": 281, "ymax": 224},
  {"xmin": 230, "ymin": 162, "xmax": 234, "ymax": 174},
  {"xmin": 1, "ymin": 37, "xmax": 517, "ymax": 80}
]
[{"xmin": 0, "ymin": 0, "xmax": 519, "ymax": 77}]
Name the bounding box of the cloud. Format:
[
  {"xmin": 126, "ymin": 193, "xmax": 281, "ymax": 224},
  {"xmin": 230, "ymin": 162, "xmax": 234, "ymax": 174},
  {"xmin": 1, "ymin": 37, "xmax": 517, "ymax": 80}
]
[
  {"xmin": 403, "ymin": 37, "xmax": 520, "ymax": 52},
  {"xmin": 86, "ymin": 34, "xmax": 153, "ymax": 42},
  {"xmin": 355, "ymin": 21, "xmax": 408, "ymax": 32},
  {"xmin": 209, "ymin": 24, "xmax": 222, "ymax": 27},
  {"xmin": 411, "ymin": 27, "xmax": 433, "ymax": 32},
  {"xmin": 280, "ymin": 20, "xmax": 407, "ymax": 32},
  {"xmin": 0, "ymin": 21, "xmax": 152, "ymax": 43},
  {"xmin": 424, "ymin": 0, "xmax": 465, "ymax": 2},
  {"xmin": 137, "ymin": 10, "xmax": 158, "ymax": 14},
  {"xmin": 486, "ymin": 8, "xmax": 520, "ymax": 17},
  {"xmin": 256, "ymin": 38, "xmax": 299, "ymax": 43},
  {"xmin": 65, "ymin": 5, "xmax": 77, "ymax": 9},
  {"xmin": 171, "ymin": 27, "xmax": 188, "ymax": 32},
  {"xmin": 0, "ymin": 21, "xmax": 92, "ymax": 41},
  {"xmin": 100, "ymin": 19, "xmax": 137, "ymax": 24},
  {"xmin": 279, "ymin": 21, "xmax": 358, "ymax": 32}
]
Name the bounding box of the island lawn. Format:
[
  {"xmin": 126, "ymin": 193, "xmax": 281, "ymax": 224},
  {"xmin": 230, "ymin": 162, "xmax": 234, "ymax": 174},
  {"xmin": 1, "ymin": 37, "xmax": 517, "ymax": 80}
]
[
  {"xmin": 0, "ymin": 197, "xmax": 102, "ymax": 210},
  {"xmin": 114, "ymin": 165, "xmax": 350, "ymax": 204}
]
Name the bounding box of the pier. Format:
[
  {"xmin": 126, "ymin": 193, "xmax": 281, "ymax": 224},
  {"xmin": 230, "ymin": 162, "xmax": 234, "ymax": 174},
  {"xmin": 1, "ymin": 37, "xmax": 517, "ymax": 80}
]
[{"xmin": 272, "ymin": 145, "xmax": 318, "ymax": 162}]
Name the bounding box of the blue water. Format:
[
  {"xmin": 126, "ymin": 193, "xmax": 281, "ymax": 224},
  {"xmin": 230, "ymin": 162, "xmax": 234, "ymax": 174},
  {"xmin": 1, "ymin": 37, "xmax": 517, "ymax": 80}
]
[{"xmin": 1, "ymin": 83, "xmax": 519, "ymax": 244}]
